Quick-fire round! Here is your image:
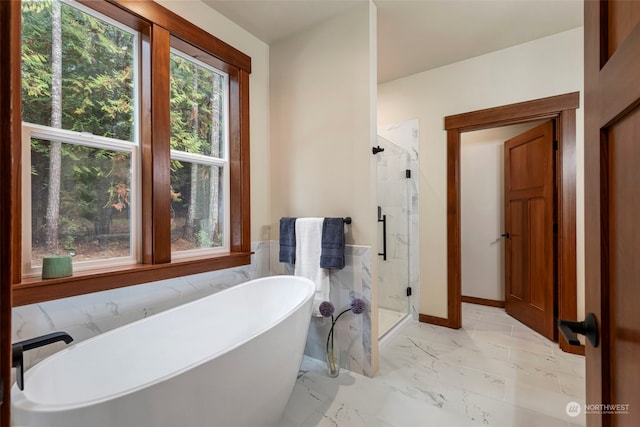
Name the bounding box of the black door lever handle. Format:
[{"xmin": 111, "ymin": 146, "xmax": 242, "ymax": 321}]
[
  {"xmin": 557, "ymin": 313, "xmax": 599, "ymax": 347},
  {"xmin": 501, "ymin": 233, "xmax": 510, "ymax": 238}
]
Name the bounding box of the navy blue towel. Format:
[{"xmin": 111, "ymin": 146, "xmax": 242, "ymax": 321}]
[
  {"xmin": 279, "ymin": 217, "xmax": 297, "ymax": 264},
  {"xmin": 320, "ymin": 218, "xmax": 345, "ymax": 270}
]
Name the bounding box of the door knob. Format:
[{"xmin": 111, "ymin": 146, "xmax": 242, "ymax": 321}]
[
  {"xmin": 557, "ymin": 313, "xmax": 599, "ymax": 347},
  {"xmin": 501, "ymin": 232, "xmax": 510, "ymax": 238}
]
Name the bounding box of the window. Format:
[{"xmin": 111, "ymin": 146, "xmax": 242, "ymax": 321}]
[
  {"xmin": 12, "ymin": 0, "xmax": 251, "ymax": 305},
  {"xmin": 22, "ymin": 127, "xmax": 139, "ymax": 274},
  {"xmin": 169, "ymin": 49, "xmax": 229, "ymax": 256},
  {"xmin": 21, "ymin": 0, "xmax": 139, "ymax": 276}
]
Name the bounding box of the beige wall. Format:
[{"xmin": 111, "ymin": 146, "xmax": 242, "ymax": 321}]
[
  {"xmin": 157, "ymin": 0, "xmax": 271, "ymax": 242},
  {"xmin": 269, "ymin": 2, "xmax": 379, "ymax": 372},
  {"xmin": 269, "ymin": 3, "xmax": 378, "ymax": 248},
  {"xmin": 378, "ymin": 28, "xmax": 585, "ymax": 320}
]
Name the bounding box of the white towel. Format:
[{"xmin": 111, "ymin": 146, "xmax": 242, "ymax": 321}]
[{"xmin": 295, "ymin": 218, "xmax": 330, "ymax": 316}]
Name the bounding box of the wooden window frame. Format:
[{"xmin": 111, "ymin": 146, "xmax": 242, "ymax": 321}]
[{"xmin": 11, "ymin": 0, "xmax": 252, "ymax": 306}]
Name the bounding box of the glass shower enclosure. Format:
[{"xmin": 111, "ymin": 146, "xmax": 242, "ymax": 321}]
[{"xmin": 375, "ymin": 135, "xmax": 411, "ymax": 338}]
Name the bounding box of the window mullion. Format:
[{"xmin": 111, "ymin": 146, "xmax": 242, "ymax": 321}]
[
  {"xmin": 139, "ymin": 25, "xmax": 152, "ymax": 264},
  {"xmin": 228, "ymin": 68, "xmax": 250, "ymax": 253},
  {"xmin": 144, "ymin": 24, "xmax": 172, "ymax": 264}
]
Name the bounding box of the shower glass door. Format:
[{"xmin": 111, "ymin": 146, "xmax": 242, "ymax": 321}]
[{"xmin": 375, "ymin": 135, "xmax": 410, "ymax": 338}]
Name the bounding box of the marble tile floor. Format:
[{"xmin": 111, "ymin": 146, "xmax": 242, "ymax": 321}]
[
  {"xmin": 280, "ymin": 303, "xmax": 586, "ymax": 427},
  {"xmin": 379, "ymin": 308, "xmax": 407, "ymax": 338}
]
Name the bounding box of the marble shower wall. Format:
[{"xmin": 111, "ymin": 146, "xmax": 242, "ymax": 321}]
[
  {"xmin": 12, "ymin": 242, "xmax": 270, "ymax": 371},
  {"xmin": 271, "ymin": 242, "xmax": 373, "ymax": 377}
]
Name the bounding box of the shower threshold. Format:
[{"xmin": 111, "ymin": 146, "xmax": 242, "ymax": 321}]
[{"xmin": 378, "ymin": 307, "xmax": 407, "ymax": 339}]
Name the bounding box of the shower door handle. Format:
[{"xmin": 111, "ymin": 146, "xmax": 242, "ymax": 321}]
[{"xmin": 378, "ymin": 211, "xmax": 387, "ymax": 261}]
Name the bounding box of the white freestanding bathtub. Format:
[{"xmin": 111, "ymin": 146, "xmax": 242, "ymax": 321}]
[{"xmin": 11, "ymin": 275, "xmax": 315, "ymax": 427}]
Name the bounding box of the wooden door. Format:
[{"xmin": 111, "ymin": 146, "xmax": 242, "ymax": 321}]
[
  {"xmin": 0, "ymin": 0, "xmax": 19, "ymax": 423},
  {"xmin": 504, "ymin": 121, "xmax": 556, "ymax": 340},
  {"xmin": 585, "ymin": 1, "xmax": 640, "ymax": 426},
  {"xmin": 0, "ymin": 0, "xmax": 19, "ymax": 422}
]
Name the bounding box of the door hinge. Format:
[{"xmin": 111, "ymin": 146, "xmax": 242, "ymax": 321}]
[
  {"xmin": 406, "ymin": 287, "xmax": 412, "ymax": 297},
  {"xmin": 553, "ymin": 140, "xmax": 558, "ymax": 151},
  {"xmin": 406, "ymin": 169, "xmax": 411, "ymax": 179},
  {"xmin": 553, "ymin": 223, "xmax": 559, "ymax": 234}
]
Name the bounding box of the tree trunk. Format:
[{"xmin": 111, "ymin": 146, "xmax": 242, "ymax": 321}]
[
  {"xmin": 45, "ymin": 0, "xmax": 62, "ymax": 253},
  {"xmin": 209, "ymin": 74, "xmax": 221, "ymax": 244},
  {"xmin": 183, "ymin": 66, "xmax": 198, "ymax": 240}
]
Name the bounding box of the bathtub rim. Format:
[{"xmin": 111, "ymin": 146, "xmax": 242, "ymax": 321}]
[{"xmin": 11, "ymin": 275, "xmax": 315, "ymax": 411}]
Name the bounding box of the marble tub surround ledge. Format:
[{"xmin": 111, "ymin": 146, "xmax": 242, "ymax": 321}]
[
  {"xmin": 12, "ymin": 241, "xmax": 271, "ymax": 371},
  {"xmin": 271, "ymin": 242, "xmax": 373, "ymax": 377},
  {"xmin": 14, "ymin": 241, "xmax": 374, "ymax": 381}
]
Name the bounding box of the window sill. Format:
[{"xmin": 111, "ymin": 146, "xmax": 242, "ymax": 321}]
[{"xmin": 13, "ymin": 251, "xmax": 252, "ymax": 306}]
